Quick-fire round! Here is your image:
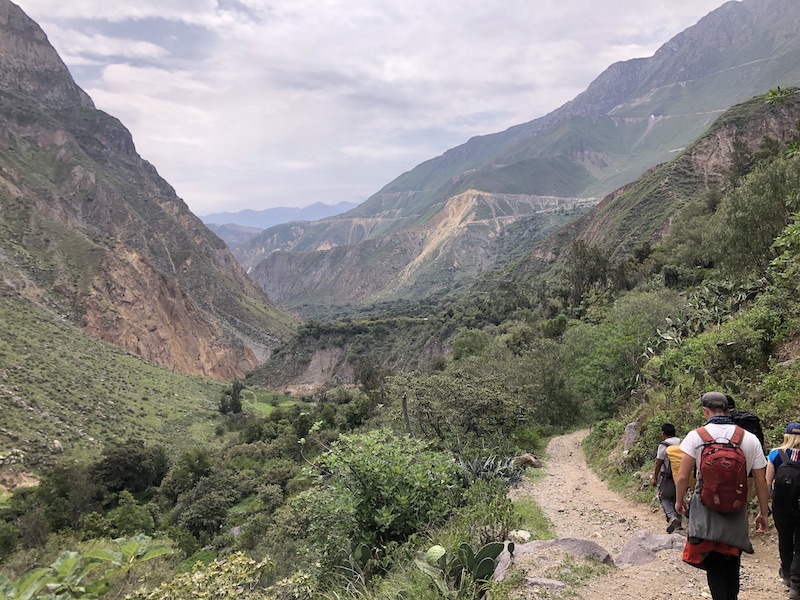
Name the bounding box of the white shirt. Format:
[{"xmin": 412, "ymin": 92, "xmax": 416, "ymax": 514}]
[
  {"xmin": 680, "ymin": 423, "xmax": 767, "ymax": 472},
  {"xmin": 657, "ymin": 436, "xmax": 681, "ymax": 460}
]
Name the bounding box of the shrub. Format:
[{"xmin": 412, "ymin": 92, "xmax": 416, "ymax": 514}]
[
  {"xmin": 455, "ymin": 478, "xmax": 521, "ymax": 546},
  {"xmin": 0, "ymin": 521, "xmax": 19, "ymax": 560},
  {"xmin": 302, "ymin": 429, "xmax": 462, "ymax": 576},
  {"xmin": 128, "ymin": 552, "xmax": 272, "ymax": 600}
]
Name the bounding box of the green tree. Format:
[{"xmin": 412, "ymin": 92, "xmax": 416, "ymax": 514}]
[
  {"xmin": 562, "ymin": 240, "xmax": 612, "ymax": 306},
  {"xmin": 93, "ymin": 440, "xmax": 169, "ymax": 497},
  {"xmin": 451, "ymin": 328, "xmax": 491, "ymax": 360},
  {"xmin": 109, "ymin": 491, "xmax": 155, "ymax": 536},
  {"xmin": 714, "ymin": 155, "xmax": 800, "ymax": 276},
  {"xmin": 404, "ymin": 370, "xmax": 524, "ymax": 449}
]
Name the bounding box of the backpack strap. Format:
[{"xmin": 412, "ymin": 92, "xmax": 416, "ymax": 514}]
[
  {"xmin": 696, "ymin": 425, "xmax": 744, "ymax": 445},
  {"xmin": 778, "ymin": 449, "xmax": 800, "ymax": 466},
  {"xmin": 730, "ymin": 425, "xmax": 745, "ymax": 446},
  {"xmin": 696, "ymin": 426, "xmax": 714, "ymax": 444}
]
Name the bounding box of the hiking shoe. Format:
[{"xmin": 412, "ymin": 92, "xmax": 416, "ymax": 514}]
[
  {"xmin": 790, "ymin": 585, "xmax": 800, "ymax": 600},
  {"xmin": 780, "ymin": 568, "xmax": 791, "ymax": 589},
  {"xmin": 666, "ymin": 517, "xmax": 681, "ymax": 534}
]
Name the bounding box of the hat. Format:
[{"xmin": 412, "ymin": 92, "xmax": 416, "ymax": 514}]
[
  {"xmin": 786, "ymin": 422, "xmax": 800, "ymax": 435},
  {"xmin": 701, "ymin": 391, "xmax": 728, "ymax": 409}
]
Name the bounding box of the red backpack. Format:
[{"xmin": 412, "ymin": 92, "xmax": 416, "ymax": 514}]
[{"xmin": 696, "ymin": 426, "xmax": 748, "ymax": 513}]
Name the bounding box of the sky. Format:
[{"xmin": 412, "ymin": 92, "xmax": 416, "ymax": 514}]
[{"xmin": 14, "ymin": 0, "xmax": 734, "ymax": 216}]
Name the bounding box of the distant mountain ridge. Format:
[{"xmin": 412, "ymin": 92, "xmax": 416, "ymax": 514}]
[
  {"xmin": 201, "ymin": 201, "xmax": 360, "ymax": 229},
  {"xmin": 202, "ymin": 201, "xmax": 360, "ymax": 249},
  {"xmin": 241, "ymin": 0, "xmax": 800, "ymax": 314},
  {"xmin": 0, "ymin": 0, "xmax": 295, "ymax": 379}
]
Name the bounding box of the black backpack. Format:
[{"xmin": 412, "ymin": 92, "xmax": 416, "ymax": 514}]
[
  {"xmin": 729, "ymin": 409, "xmax": 765, "ymax": 448},
  {"xmin": 773, "ymin": 450, "xmax": 800, "ymax": 516}
]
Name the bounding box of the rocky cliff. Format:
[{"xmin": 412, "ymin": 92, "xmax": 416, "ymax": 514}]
[
  {"xmin": 249, "ymin": 192, "xmax": 594, "ymax": 308},
  {"xmin": 0, "ymin": 0, "xmax": 295, "ymax": 379}
]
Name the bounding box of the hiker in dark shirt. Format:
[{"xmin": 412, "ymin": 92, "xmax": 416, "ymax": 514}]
[
  {"xmin": 766, "ymin": 421, "xmax": 800, "ymax": 598},
  {"xmin": 651, "ymin": 422, "xmax": 683, "ymax": 533}
]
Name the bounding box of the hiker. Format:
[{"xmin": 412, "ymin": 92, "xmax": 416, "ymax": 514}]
[
  {"xmin": 651, "ymin": 422, "xmax": 683, "ymax": 533},
  {"xmin": 766, "ymin": 421, "xmax": 800, "ymax": 598},
  {"xmin": 675, "ymin": 391, "xmax": 770, "ymax": 600},
  {"xmin": 726, "ymin": 394, "xmax": 765, "ymax": 451}
]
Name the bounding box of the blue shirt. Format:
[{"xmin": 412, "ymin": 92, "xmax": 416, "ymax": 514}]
[{"xmin": 768, "ymin": 447, "xmax": 800, "ymax": 468}]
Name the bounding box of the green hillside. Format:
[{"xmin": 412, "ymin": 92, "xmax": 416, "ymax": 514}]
[{"xmin": 0, "ymin": 289, "xmax": 227, "ymax": 469}]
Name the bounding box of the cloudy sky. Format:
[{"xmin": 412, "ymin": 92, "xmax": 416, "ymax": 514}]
[{"xmin": 15, "ymin": 0, "xmax": 733, "ymax": 216}]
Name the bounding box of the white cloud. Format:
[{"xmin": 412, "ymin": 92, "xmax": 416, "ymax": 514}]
[{"xmin": 12, "ymin": 0, "xmax": 735, "ymax": 214}]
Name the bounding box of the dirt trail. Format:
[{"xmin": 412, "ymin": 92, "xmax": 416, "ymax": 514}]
[{"xmin": 510, "ymin": 429, "xmax": 785, "ymax": 599}]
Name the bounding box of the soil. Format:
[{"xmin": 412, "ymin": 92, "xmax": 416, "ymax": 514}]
[
  {"xmin": 509, "ymin": 429, "xmax": 785, "ymax": 599},
  {"xmin": 0, "ymin": 469, "xmax": 39, "ymax": 494}
]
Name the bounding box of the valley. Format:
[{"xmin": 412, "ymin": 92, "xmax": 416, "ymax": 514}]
[{"xmin": 3, "ymin": 1, "xmax": 800, "ymax": 599}]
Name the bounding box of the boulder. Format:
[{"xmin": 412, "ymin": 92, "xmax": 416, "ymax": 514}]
[
  {"xmin": 494, "ymin": 537, "xmax": 613, "ymax": 581},
  {"xmin": 513, "ymin": 453, "xmax": 542, "ymax": 469},
  {"xmin": 616, "ymin": 530, "xmax": 685, "ymax": 565}
]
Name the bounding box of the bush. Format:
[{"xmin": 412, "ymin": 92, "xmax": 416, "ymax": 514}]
[
  {"xmin": 302, "ymin": 429, "xmax": 462, "ymax": 576},
  {"xmin": 128, "ymin": 552, "xmax": 272, "ymax": 600},
  {"xmin": 0, "ymin": 520, "xmax": 19, "ymax": 560},
  {"xmin": 109, "ymin": 490, "xmax": 155, "ymax": 536},
  {"xmin": 455, "ymin": 478, "xmax": 521, "ymax": 546}
]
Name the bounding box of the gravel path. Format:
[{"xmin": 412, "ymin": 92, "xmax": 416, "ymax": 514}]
[{"xmin": 509, "ymin": 429, "xmax": 785, "ymax": 599}]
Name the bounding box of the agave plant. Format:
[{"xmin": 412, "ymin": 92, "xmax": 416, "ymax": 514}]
[{"xmin": 458, "ymin": 456, "xmax": 524, "ymax": 487}]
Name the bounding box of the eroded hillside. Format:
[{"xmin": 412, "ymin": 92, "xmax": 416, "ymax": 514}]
[
  {"xmin": 0, "ymin": 0, "xmax": 295, "ymax": 379},
  {"xmin": 249, "ymin": 191, "xmax": 594, "ymax": 310}
]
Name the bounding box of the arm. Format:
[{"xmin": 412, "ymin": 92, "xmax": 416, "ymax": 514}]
[
  {"xmin": 674, "ymin": 452, "xmax": 696, "ymax": 515},
  {"xmin": 766, "ymin": 459, "xmax": 775, "ymax": 490},
  {"xmin": 752, "ymin": 466, "xmax": 770, "ymax": 533},
  {"xmin": 651, "ymin": 458, "xmax": 664, "ymax": 487}
]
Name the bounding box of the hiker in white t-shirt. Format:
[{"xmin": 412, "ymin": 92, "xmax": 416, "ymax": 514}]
[
  {"xmin": 674, "ymin": 391, "xmax": 769, "ymax": 600},
  {"xmin": 651, "ymin": 422, "xmax": 683, "ymax": 533}
]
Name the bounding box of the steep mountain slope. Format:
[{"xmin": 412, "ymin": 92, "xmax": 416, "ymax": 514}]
[
  {"xmin": 513, "ymin": 89, "xmax": 800, "ymax": 278},
  {"xmin": 0, "ymin": 287, "xmax": 226, "ymax": 468},
  {"xmin": 250, "ymin": 194, "xmax": 594, "ymax": 308},
  {"xmin": 240, "ymin": 0, "xmax": 800, "ymax": 313},
  {"xmin": 0, "ymin": 0, "xmax": 295, "ymax": 379},
  {"xmin": 251, "ymin": 88, "xmax": 800, "ymax": 390}
]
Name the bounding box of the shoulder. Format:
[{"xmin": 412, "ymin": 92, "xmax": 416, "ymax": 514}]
[
  {"xmin": 742, "ymin": 429, "xmax": 764, "ymax": 454},
  {"xmin": 679, "ymin": 430, "xmax": 703, "ymax": 457},
  {"xmin": 769, "ymin": 448, "xmax": 780, "ymax": 461}
]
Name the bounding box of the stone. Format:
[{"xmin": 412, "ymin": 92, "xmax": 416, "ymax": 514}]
[
  {"xmin": 495, "ymin": 537, "xmax": 614, "ymax": 581},
  {"xmin": 615, "ymin": 530, "xmax": 685, "ymax": 565},
  {"xmin": 513, "ymin": 453, "xmax": 542, "ymax": 468}
]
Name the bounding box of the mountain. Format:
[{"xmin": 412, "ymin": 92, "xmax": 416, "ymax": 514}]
[
  {"xmin": 201, "ymin": 201, "xmax": 360, "ymax": 230},
  {"xmin": 203, "ymin": 202, "xmax": 361, "ymax": 249},
  {"xmin": 240, "ymin": 0, "xmax": 800, "ymax": 314},
  {"xmin": 204, "ymin": 223, "xmax": 266, "ymax": 249},
  {"xmin": 513, "ymin": 89, "xmax": 800, "ymax": 276},
  {"xmin": 250, "ymin": 88, "xmax": 800, "ymax": 390},
  {"xmin": 0, "ymin": 0, "xmax": 295, "ymax": 380}
]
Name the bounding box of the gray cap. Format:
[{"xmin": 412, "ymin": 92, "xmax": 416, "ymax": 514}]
[{"xmin": 701, "ymin": 391, "xmax": 728, "ymax": 409}]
